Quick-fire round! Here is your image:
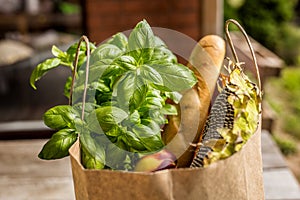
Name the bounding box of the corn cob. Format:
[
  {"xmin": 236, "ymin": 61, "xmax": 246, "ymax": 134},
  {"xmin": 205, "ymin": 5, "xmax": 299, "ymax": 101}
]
[
  {"xmin": 190, "ymin": 61, "xmax": 261, "ymax": 168},
  {"xmin": 190, "ymin": 87, "xmax": 234, "ymax": 168}
]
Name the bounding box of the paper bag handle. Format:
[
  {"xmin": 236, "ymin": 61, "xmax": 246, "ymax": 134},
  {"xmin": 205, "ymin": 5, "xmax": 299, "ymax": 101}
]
[
  {"xmin": 225, "ymin": 19, "xmax": 262, "ymax": 91},
  {"xmin": 69, "ymin": 35, "xmax": 91, "ymax": 121}
]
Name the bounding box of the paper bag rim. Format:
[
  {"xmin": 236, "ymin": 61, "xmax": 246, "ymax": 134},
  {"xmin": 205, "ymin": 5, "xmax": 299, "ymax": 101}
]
[
  {"xmin": 69, "ymin": 117, "xmax": 262, "ymax": 174},
  {"xmin": 68, "ymin": 118, "xmax": 264, "ymax": 200}
]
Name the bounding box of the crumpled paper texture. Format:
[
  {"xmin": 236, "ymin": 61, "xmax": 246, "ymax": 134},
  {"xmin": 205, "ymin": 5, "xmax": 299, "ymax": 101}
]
[{"xmin": 69, "ymin": 120, "xmax": 264, "ymax": 200}]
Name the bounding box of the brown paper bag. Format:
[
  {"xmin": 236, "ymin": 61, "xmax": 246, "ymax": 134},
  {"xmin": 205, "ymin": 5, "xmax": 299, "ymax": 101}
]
[
  {"xmin": 69, "ymin": 119, "xmax": 264, "ymax": 200},
  {"xmin": 68, "ymin": 19, "xmax": 264, "ymax": 200}
]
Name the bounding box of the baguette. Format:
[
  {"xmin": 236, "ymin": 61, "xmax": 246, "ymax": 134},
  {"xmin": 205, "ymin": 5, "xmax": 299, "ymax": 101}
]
[{"xmin": 162, "ymin": 35, "xmax": 226, "ymax": 168}]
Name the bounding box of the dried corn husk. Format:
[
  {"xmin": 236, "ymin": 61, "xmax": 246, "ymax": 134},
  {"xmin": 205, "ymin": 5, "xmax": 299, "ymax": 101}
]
[{"xmin": 191, "ymin": 60, "xmax": 262, "ymax": 168}]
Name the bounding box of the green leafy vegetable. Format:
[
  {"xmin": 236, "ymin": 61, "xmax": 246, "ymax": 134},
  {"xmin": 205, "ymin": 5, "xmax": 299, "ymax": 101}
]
[
  {"xmin": 30, "ymin": 58, "xmax": 61, "ymax": 90},
  {"xmin": 106, "ymin": 33, "xmax": 128, "ymax": 51},
  {"xmin": 93, "ymin": 106, "xmax": 129, "ymax": 132},
  {"xmin": 38, "ymin": 128, "xmax": 78, "ymax": 159},
  {"xmin": 150, "ymin": 63, "xmax": 197, "ymax": 91},
  {"xmin": 80, "ymin": 132, "xmax": 106, "ymax": 169},
  {"xmin": 43, "ymin": 105, "xmax": 81, "ymax": 130},
  {"xmin": 31, "ymin": 20, "xmax": 197, "ymax": 170},
  {"xmin": 30, "ymin": 41, "xmax": 96, "ymax": 92},
  {"xmin": 128, "ymin": 20, "xmax": 156, "ymax": 63}
]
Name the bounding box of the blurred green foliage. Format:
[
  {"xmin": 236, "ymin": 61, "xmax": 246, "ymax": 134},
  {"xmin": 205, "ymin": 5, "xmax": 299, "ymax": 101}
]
[
  {"xmin": 58, "ymin": 2, "xmax": 81, "ymax": 15},
  {"xmin": 276, "ymin": 24, "xmax": 300, "ymax": 65},
  {"xmin": 280, "ymin": 68, "xmax": 300, "ymax": 139},
  {"xmin": 224, "ymin": 0, "xmax": 300, "ymax": 65},
  {"xmin": 266, "ymin": 67, "xmax": 300, "ymax": 140},
  {"xmin": 273, "ymin": 135, "xmax": 297, "ymax": 156}
]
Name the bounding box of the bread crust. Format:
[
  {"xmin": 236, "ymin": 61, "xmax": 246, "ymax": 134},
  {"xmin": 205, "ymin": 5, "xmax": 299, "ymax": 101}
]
[{"xmin": 162, "ymin": 35, "xmax": 226, "ymax": 168}]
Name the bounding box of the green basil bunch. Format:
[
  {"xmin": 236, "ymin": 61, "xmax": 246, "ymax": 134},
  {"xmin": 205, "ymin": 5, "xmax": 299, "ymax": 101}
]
[{"xmin": 31, "ymin": 20, "xmax": 197, "ymax": 170}]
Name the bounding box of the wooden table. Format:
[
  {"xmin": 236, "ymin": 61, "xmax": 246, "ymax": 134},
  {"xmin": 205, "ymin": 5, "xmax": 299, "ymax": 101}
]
[
  {"xmin": 0, "ymin": 128, "xmax": 299, "ymax": 199},
  {"xmin": 261, "ymin": 130, "xmax": 300, "ymax": 199},
  {"xmin": 0, "ymin": 139, "xmax": 74, "ymax": 200}
]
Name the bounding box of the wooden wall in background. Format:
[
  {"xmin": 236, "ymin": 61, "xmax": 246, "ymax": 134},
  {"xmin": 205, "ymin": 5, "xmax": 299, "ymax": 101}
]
[
  {"xmin": 81, "ymin": 0, "xmax": 202, "ymax": 43},
  {"xmin": 200, "ymin": 0, "xmax": 223, "ymax": 37}
]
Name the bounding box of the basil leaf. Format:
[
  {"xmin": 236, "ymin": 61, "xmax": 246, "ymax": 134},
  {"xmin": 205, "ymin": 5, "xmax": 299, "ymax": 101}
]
[
  {"xmin": 66, "ymin": 41, "xmax": 96, "ymax": 56},
  {"xmin": 90, "ymin": 44, "xmax": 123, "ymax": 66},
  {"xmin": 143, "ymin": 110, "xmax": 167, "ymax": 126},
  {"xmin": 132, "ymin": 123, "xmax": 164, "ymax": 151},
  {"xmin": 128, "ymin": 20, "xmax": 155, "ymax": 63},
  {"xmin": 51, "ymin": 45, "xmax": 74, "ymax": 69},
  {"xmin": 105, "ymin": 125, "xmax": 122, "ymax": 137},
  {"xmin": 66, "ymin": 42, "xmax": 96, "ymax": 68},
  {"xmin": 138, "ymin": 89, "xmax": 164, "ymax": 113},
  {"xmin": 152, "ymin": 46, "xmax": 177, "ymax": 64},
  {"xmin": 64, "ymin": 76, "xmax": 72, "ymax": 99},
  {"xmin": 73, "ymin": 61, "xmax": 113, "ymax": 103},
  {"xmin": 72, "ymin": 81, "xmax": 110, "ymax": 104},
  {"xmin": 101, "ymin": 64, "xmax": 124, "ymax": 81},
  {"xmin": 143, "ymin": 96, "xmax": 163, "ymax": 109},
  {"xmin": 93, "ymin": 81, "xmax": 110, "ymax": 92},
  {"xmin": 73, "ymin": 102, "xmax": 99, "ymax": 120},
  {"xmin": 106, "ymin": 32, "xmax": 128, "ymax": 51},
  {"xmin": 151, "ymin": 84, "xmax": 172, "ymax": 92},
  {"xmin": 141, "ymin": 119, "xmax": 161, "ymax": 134},
  {"xmin": 96, "ymin": 92, "xmax": 113, "ymax": 106},
  {"xmin": 115, "ymin": 55, "xmax": 137, "ymax": 71},
  {"xmin": 141, "ymin": 134, "xmax": 164, "ymax": 151},
  {"xmin": 124, "ymin": 131, "xmax": 146, "ymax": 151},
  {"xmin": 91, "ymin": 106, "xmax": 128, "ymax": 132},
  {"xmin": 115, "ymin": 71, "xmax": 144, "ymax": 110},
  {"xmin": 80, "ymin": 132, "xmax": 105, "ymax": 169},
  {"xmin": 85, "ymin": 111, "xmax": 104, "ymax": 134},
  {"xmin": 140, "ymin": 64, "xmax": 163, "ymax": 85},
  {"xmin": 116, "ymin": 136, "xmax": 128, "ymax": 151},
  {"xmin": 129, "ymin": 85, "xmax": 148, "ymax": 111},
  {"xmin": 165, "ymin": 91, "xmax": 182, "ymax": 104},
  {"xmin": 52, "ymin": 45, "xmax": 65, "ymax": 58},
  {"xmin": 76, "ymin": 60, "xmax": 112, "ymax": 87},
  {"xmin": 30, "ymin": 58, "xmax": 61, "ymax": 90},
  {"xmin": 38, "ymin": 128, "xmax": 77, "ymax": 159},
  {"xmin": 43, "ymin": 105, "xmax": 80, "ymax": 130},
  {"xmin": 145, "ymin": 87, "xmax": 161, "ymax": 97},
  {"xmin": 128, "ymin": 110, "xmax": 141, "ymax": 124},
  {"xmin": 132, "ymin": 123, "xmax": 157, "ymax": 138},
  {"xmin": 161, "ymin": 104, "xmax": 178, "ymax": 115},
  {"xmin": 150, "ymin": 63, "xmax": 197, "ymax": 91},
  {"xmin": 105, "ymin": 142, "xmax": 128, "ymax": 170}
]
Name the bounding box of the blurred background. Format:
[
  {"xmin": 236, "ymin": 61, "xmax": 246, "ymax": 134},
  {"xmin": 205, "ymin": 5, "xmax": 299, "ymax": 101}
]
[
  {"xmin": 0, "ymin": 0, "xmax": 82, "ymax": 130},
  {"xmin": 0, "ymin": 0, "xmax": 299, "ymax": 184},
  {"xmin": 0, "ymin": 0, "xmax": 221, "ymax": 138},
  {"xmin": 224, "ymin": 0, "xmax": 300, "ymax": 184}
]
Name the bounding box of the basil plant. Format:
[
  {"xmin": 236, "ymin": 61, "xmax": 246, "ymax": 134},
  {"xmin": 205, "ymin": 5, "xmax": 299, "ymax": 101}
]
[{"xmin": 30, "ymin": 20, "xmax": 197, "ymax": 170}]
